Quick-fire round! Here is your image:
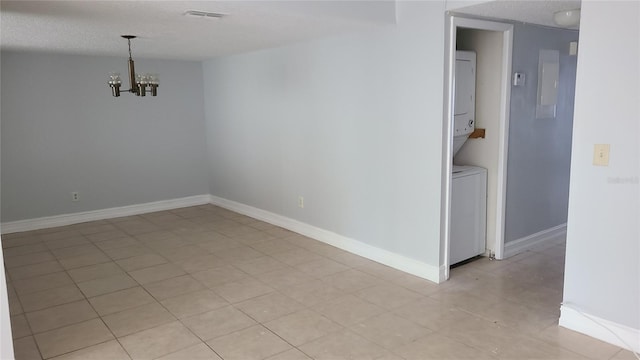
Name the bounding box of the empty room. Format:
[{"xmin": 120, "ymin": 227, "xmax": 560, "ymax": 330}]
[{"xmin": 1, "ymin": 1, "xmax": 638, "ymax": 359}]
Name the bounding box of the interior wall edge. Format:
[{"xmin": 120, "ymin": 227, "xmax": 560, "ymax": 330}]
[
  {"xmin": 0, "ymin": 194, "xmax": 211, "ymax": 234},
  {"xmin": 502, "ymin": 223, "xmax": 566, "ymax": 259},
  {"xmin": 209, "ymin": 195, "xmax": 443, "ymax": 284},
  {"xmin": 560, "ymin": 305, "xmax": 640, "ymax": 353}
]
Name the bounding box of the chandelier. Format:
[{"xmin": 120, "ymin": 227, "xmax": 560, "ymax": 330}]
[{"xmin": 108, "ymin": 35, "xmax": 159, "ymax": 97}]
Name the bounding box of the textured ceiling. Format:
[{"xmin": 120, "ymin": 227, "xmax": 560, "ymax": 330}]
[
  {"xmin": 452, "ymin": 0, "xmax": 582, "ymax": 29},
  {"xmin": 0, "ymin": 1, "xmax": 396, "ymax": 61},
  {"xmin": 1, "ymin": 1, "xmax": 581, "ymax": 61}
]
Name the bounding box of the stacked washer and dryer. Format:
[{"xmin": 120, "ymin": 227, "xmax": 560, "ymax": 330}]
[{"xmin": 450, "ymin": 50, "xmax": 487, "ymax": 265}]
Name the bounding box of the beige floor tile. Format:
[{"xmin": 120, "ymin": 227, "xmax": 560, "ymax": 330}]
[
  {"xmin": 211, "ymin": 277, "xmax": 275, "ymax": 303},
  {"xmin": 181, "ymin": 305, "xmax": 257, "ymax": 341},
  {"xmin": 50, "ymin": 339, "xmax": 131, "ymax": 360},
  {"xmin": 143, "ymin": 237, "xmax": 190, "ymax": 251},
  {"xmin": 11, "ymin": 314, "xmax": 32, "ymax": 339},
  {"xmin": 610, "ymin": 349, "xmax": 640, "ymax": 360},
  {"xmin": 2, "ymin": 234, "xmax": 40, "ymax": 248},
  {"xmin": 321, "ymin": 269, "xmax": 382, "ymax": 292},
  {"xmin": 294, "ymin": 258, "xmax": 350, "ymax": 278},
  {"xmin": 437, "ymin": 314, "xmax": 519, "ymax": 354},
  {"xmin": 77, "ymin": 273, "xmax": 138, "ymax": 297},
  {"xmin": 233, "ymin": 256, "xmax": 287, "ymax": 275},
  {"xmin": 349, "ymin": 312, "xmax": 433, "ymax": 350},
  {"xmin": 428, "ymin": 287, "xmax": 502, "ymax": 314},
  {"xmin": 355, "ymin": 262, "xmax": 407, "ymax": 281},
  {"xmin": 536, "ymin": 324, "xmax": 623, "ymax": 360},
  {"xmin": 155, "ymin": 343, "xmax": 222, "ymax": 360},
  {"xmin": 207, "ymin": 325, "xmax": 292, "ymax": 360},
  {"xmin": 73, "ymin": 222, "xmax": 117, "ymax": 235},
  {"xmin": 393, "ymin": 333, "xmax": 496, "ymax": 360},
  {"xmin": 44, "ymin": 237, "xmax": 89, "ymax": 250},
  {"xmin": 20, "ymin": 284, "xmax": 85, "ymax": 312},
  {"xmin": 102, "ymin": 302, "xmax": 176, "ymax": 337},
  {"xmin": 248, "ymin": 239, "xmax": 297, "ymax": 254},
  {"xmin": 255, "ymin": 267, "xmax": 316, "ymax": 291},
  {"xmin": 324, "ymin": 251, "xmax": 375, "ymax": 267},
  {"xmin": 388, "ymin": 273, "xmax": 441, "ymax": 296},
  {"xmin": 355, "ymin": 283, "xmax": 424, "ymax": 310},
  {"xmin": 217, "ymin": 225, "xmax": 261, "ymax": 238},
  {"xmin": 472, "ymin": 300, "xmax": 559, "ymax": 334},
  {"xmin": 298, "ymin": 329, "xmax": 392, "ymax": 360},
  {"xmin": 86, "ymin": 230, "xmax": 129, "ymax": 242},
  {"xmin": 279, "ymin": 279, "xmax": 346, "ymax": 307},
  {"xmin": 265, "ymin": 227, "xmax": 295, "ymax": 238},
  {"xmin": 176, "ymin": 254, "xmax": 229, "ymax": 273},
  {"xmin": 313, "ymin": 294, "xmax": 386, "ymax": 327},
  {"xmin": 51, "ymin": 244, "xmax": 101, "ymax": 259},
  {"xmin": 13, "ymin": 336, "xmax": 43, "ymax": 360},
  {"xmin": 118, "ymin": 321, "xmax": 201, "ymax": 360},
  {"xmin": 58, "ymin": 251, "xmax": 111, "ymax": 270},
  {"xmin": 264, "ymin": 309, "xmax": 342, "ymax": 346},
  {"xmin": 8, "ymin": 261, "xmax": 64, "ymax": 281},
  {"xmin": 265, "ymin": 349, "xmax": 312, "ymax": 360},
  {"xmin": 127, "ymin": 262, "xmax": 185, "ymax": 284},
  {"xmin": 393, "ymin": 296, "xmax": 474, "ymax": 331},
  {"xmin": 232, "ymin": 231, "xmax": 277, "ymax": 246},
  {"xmin": 103, "ymin": 244, "xmax": 155, "ymax": 260},
  {"xmin": 116, "ymin": 253, "xmax": 167, "ymax": 271},
  {"xmin": 196, "ymin": 237, "xmax": 242, "ymax": 253},
  {"xmin": 495, "ymin": 337, "xmax": 589, "ymax": 359},
  {"xmin": 270, "ymin": 248, "xmax": 325, "ymax": 267},
  {"xmin": 88, "ymin": 286, "xmax": 156, "ymax": 316},
  {"xmin": 38, "ymin": 229, "xmax": 81, "ymax": 242},
  {"xmin": 67, "ymin": 262, "xmax": 124, "ymax": 283},
  {"xmin": 26, "ymin": 300, "xmax": 98, "ymax": 334},
  {"xmin": 235, "ymin": 292, "xmax": 305, "ymax": 323},
  {"xmin": 9, "ymin": 295, "xmax": 24, "ymax": 315},
  {"xmin": 3, "ymin": 243, "xmax": 48, "ymax": 258},
  {"xmin": 158, "ymin": 245, "xmax": 206, "ymax": 263},
  {"xmin": 160, "ymin": 289, "xmax": 228, "ymax": 318},
  {"xmin": 143, "ymin": 274, "xmax": 205, "ymax": 300},
  {"xmin": 212, "ymin": 245, "xmax": 265, "ymax": 262},
  {"xmin": 13, "ymin": 271, "xmax": 73, "ymax": 295},
  {"xmin": 34, "ymin": 318, "xmax": 114, "ymax": 359},
  {"xmin": 134, "ymin": 230, "xmax": 182, "ymax": 243},
  {"xmin": 191, "ymin": 265, "xmax": 247, "ymax": 288},
  {"xmin": 4, "ymin": 251, "xmax": 55, "ymax": 268},
  {"xmin": 94, "ymin": 237, "xmax": 140, "ymax": 250}
]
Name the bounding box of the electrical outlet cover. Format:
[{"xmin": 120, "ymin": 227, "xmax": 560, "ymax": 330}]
[{"xmin": 593, "ymin": 144, "xmax": 610, "ymax": 166}]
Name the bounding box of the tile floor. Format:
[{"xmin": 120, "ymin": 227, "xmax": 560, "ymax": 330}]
[{"xmin": 3, "ymin": 205, "xmax": 635, "ymax": 359}]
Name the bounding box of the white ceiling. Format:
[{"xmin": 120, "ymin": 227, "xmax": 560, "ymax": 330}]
[
  {"xmin": 0, "ymin": 1, "xmax": 397, "ymax": 61},
  {"xmin": 451, "ymin": 0, "xmax": 582, "ymax": 29},
  {"xmin": 1, "ymin": 1, "xmax": 580, "ymax": 61}
]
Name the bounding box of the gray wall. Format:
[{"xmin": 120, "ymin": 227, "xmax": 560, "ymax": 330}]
[
  {"xmin": 1, "ymin": 52, "xmax": 209, "ymax": 222},
  {"xmin": 504, "ymin": 24, "xmax": 579, "ymax": 243},
  {"xmin": 202, "ymin": 1, "xmax": 446, "ymax": 266}
]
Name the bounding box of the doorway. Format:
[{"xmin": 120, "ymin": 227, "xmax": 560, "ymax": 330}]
[{"xmin": 440, "ymin": 16, "xmax": 514, "ymax": 280}]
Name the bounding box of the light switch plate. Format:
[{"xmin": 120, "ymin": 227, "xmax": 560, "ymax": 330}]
[{"xmin": 593, "ymin": 144, "xmax": 610, "ymax": 166}]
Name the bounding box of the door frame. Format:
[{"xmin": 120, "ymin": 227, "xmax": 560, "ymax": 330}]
[{"xmin": 440, "ymin": 15, "xmax": 514, "ymax": 281}]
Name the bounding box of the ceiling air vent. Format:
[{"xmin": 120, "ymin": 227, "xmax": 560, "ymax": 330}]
[{"xmin": 183, "ymin": 10, "xmax": 226, "ymax": 19}]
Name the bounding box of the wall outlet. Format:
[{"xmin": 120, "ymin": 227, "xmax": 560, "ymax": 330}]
[
  {"xmin": 71, "ymin": 192, "xmax": 80, "ymax": 202},
  {"xmin": 298, "ymin": 196, "xmax": 304, "ymax": 208},
  {"xmin": 593, "ymin": 144, "xmax": 610, "ymax": 166}
]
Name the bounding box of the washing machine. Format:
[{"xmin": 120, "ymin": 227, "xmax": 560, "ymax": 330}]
[{"xmin": 451, "ymin": 165, "xmax": 487, "ymax": 265}]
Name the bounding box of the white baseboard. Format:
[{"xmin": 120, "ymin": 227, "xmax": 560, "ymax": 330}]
[
  {"xmin": 503, "ymin": 223, "xmax": 567, "ymax": 258},
  {"xmin": 560, "ymin": 304, "xmax": 640, "ymax": 353},
  {"xmin": 209, "ymin": 195, "xmax": 442, "ymax": 283},
  {"xmin": 1, "ymin": 195, "xmax": 211, "ymax": 234}
]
